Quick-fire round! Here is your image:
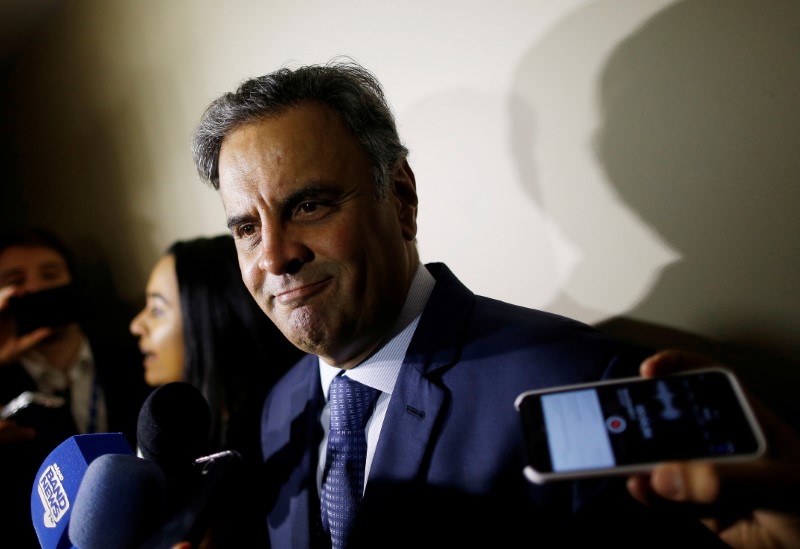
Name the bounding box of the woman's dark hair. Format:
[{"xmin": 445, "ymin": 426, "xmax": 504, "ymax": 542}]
[{"xmin": 167, "ymin": 234, "xmax": 302, "ymax": 458}]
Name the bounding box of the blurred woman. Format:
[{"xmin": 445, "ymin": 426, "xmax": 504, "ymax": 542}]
[{"xmin": 129, "ymin": 234, "xmax": 303, "ymax": 546}]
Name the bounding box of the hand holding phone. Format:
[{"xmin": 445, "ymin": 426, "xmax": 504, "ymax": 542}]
[
  {"xmin": 1, "ymin": 285, "xmax": 77, "ymax": 366},
  {"xmin": 515, "ymin": 368, "xmax": 766, "ymax": 484},
  {"xmin": 7, "ymin": 283, "xmax": 82, "ymax": 335},
  {"xmin": 626, "ymin": 350, "xmax": 800, "ymax": 549}
]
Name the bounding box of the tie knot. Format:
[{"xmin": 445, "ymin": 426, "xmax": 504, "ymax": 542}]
[{"xmin": 329, "ymin": 375, "xmax": 379, "ymax": 432}]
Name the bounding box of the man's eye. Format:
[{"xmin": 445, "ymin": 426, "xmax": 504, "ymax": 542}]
[
  {"xmin": 298, "ymin": 202, "xmax": 318, "ymax": 214},
  {"xmin": 41, "ymin": 266, "xmax": 69, "ymax": 281},
  {"xmin": 239, "ymin": 224, "xmax": 257, "ymax": 237}
]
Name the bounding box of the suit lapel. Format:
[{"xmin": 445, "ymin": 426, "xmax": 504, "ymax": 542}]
[
  {"xmin": 262, "ymin": 355, "xmax": 325, "ymax": 549},
  {"xmin": 368, "ymin": 263, "xmax": 474, "ymax": 484}
]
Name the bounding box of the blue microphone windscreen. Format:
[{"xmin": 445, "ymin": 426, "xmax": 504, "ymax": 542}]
[
  {"xmin": 68, "ymin": 454, "xmax": 167, "ymax": 549},
  {"xmin": 30, "ymin": 433, "xmax": 133, "ymax": 549}
]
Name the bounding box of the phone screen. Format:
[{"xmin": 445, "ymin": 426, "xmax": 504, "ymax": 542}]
[{"xmin": 515, "ymin": 369, "xmax": 766, "ymax": 483}]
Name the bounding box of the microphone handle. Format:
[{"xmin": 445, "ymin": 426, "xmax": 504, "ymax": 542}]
[{"xmin": 138, "ymin": 450, "xmax": 242, "ymax": 549}]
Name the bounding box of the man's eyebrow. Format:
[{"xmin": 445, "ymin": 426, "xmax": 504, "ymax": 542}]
[
  {"xmin": 226, "ymin": 213, "xmax": 255, "ymax": 231},
  {"xmin": 286, "ymin": 184, "xmax": 341, "ymax": 204},
  {"xmin": 225, "ymin": 184, "xmax": 343, "ymax": 230}
]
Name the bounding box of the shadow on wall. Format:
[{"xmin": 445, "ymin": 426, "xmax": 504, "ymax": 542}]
[
  {"xmin": 0, "ymin": 3, "xmax": 162, "ymax": 304},
  {"xmin": 510, "ymin": 0, "xmax": 800, "ymax": 427},
  {"xmin": 538, "ymin": 0, "xmax": 800, "ymax": 424},
  {"xmin": 594, "ymin": 0, "xmax": 800, "ymax": 426}
]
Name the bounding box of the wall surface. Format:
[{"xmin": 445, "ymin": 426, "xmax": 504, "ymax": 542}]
[{"xmin": 2, "ymin": 0, "xmax": 798, "ymax": 420}]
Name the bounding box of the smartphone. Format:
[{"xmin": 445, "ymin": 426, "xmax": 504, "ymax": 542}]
[
  {"xmin": 514, "ymin": 368, "xmax": 767, "ymax": 484},
  {"xmin": 7, "ymin": 284, "xmax": 82, "ymax": 335},
  {"xmin": 1, "ymin": 391, "xmax": 67, "ymax": 426}
]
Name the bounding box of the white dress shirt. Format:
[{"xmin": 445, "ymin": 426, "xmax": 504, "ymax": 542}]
[
  {"xmin": 317, "ymin": 263, "xmax": 435, "ymax": 495},
  {"xmin": 20, "ymin": 336, "xmax": 108, "ymax": 434}
]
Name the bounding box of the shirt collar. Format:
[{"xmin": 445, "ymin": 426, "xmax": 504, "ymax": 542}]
[
  {"xmin": 320, "ymin": 263, "xmax": 435, "ymax": 398},
  {"xmin": 21, "ymin": 336, "xmax": 93, "ymax": 393}
]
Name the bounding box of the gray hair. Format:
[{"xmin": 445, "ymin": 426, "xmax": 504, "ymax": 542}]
[{"xmin": 192, "ymin": 57, "xmax": 408, "ymax": 200}]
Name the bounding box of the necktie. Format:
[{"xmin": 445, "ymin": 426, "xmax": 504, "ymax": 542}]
[{"xmin": 321, "ymin": 375, "xmax": 380, "ymax": 548}]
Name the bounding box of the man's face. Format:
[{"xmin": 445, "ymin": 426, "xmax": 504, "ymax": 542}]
[
  {"xmin": 218, "ymin": 103, "xmax": 418, "ymax": 368},
  {"xmin": 0, "ymin": 245, "xmax": 72, "ymax": 294},
  {"xmin": 0, "ymin": 245, "xmax": 75, "ymax": 338}
]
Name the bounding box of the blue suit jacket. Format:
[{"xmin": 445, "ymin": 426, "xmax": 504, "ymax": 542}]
[{"xmin": 260, "ymin": 263, "xmax": 725, "ymax": 548}]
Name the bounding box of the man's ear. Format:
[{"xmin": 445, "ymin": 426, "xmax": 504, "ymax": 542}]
[{"xmin": 392, "ymin": 159, "xmax": 418, "ymax": 241}]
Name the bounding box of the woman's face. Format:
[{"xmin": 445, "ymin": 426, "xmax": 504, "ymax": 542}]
[{"xmin": 129, "ymin": 254, "xmax": 185, "ymax": 386}]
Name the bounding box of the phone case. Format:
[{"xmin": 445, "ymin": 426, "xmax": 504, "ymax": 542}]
[{"xmin": 514, "ymin": 368, "xmax": 767, "ymax": 483}]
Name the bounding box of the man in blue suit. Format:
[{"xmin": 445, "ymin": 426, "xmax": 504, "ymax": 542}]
[{"xmin": 191, "ymin": 59, "xmax": 800, "ymax": 548}]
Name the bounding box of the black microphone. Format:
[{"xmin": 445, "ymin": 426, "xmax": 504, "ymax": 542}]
[
  {"xmin": 136, "ymin": 381, "xmax": 211, "ymax": 471},
  {"xmin": 136, "ymin": 381, "xmax": 211, "ymax": 515},
  {"xmin": 137, "ymin": 449, "xmax": 243, "ymax": 549},
  {"xmin": 30, "ymin": 432, "xmax": 134, "ymax": 549},
  {"xmin": 68, "ymin": 454, "xmax": 167, "ymax": 549},
  {"xmin": 135, "ymin": 382, "xmax": 243, "ymax": 547}
]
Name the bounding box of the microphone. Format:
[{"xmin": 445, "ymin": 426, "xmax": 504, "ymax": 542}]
[
  {"xmin": 68, "ymin": 454, "xmax": 167, "ymax": 549},
  {"xmin": 135, "ymin": 382, "xmax": 243, "ymax": 548},
  {"xmin": 136, "ymin": 381, "xmax": 211, "ymax": 469},
  {"xmin": 135, "ymin": 382, "xmax": 212, "ymax": 515},
  {"xmin": 30, "ymin": 432, "xmax": 133, "ymax": 549},
  {"xmin": 137, "ymin": 449, "xmax": 243, "ymax": 549},
  {"xmin": 64, "ymin": 383, "xmax": 241, "ymax": 548},
  {"xmin": 64, "ymin": 450, "xmax": 242, "ymax": 549}
]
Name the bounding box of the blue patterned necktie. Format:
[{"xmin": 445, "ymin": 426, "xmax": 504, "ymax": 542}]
[{"xmin": 321, "ymin": 374, "xmax": 380, "ymax": 549}]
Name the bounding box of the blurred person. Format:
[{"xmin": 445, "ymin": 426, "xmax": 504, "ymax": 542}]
[
  {"xmin": 130, "ymin": 233, "xmax": 304, "ymax": 546},
  {"xmin": 0, "ymin": 227, "xmax": 149, "ymax": 548}
]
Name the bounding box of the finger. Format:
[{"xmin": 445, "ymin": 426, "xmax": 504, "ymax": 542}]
[
  {"xmin": 627, "ymin": 463, "xmax": 734, "ymax": 524},
  {"xmin": 0, "ymin": 327, "xmax": 53, "ymax": 366},
  {"xmin": 626, "ymin": 472, "xmax": 720, "ymax": 519},
  {"xmin": 17, "ymin": 327, "xmax": 53, "ymax": 349},
  {"xmin": 649, "ymin": 462, "xmax": 720, "ymax": 504},
  {"xmin": 640, "ymin": 349, "xmax": 717, "ymax": 378},
  {"xmin": 626, "ymin": 473, "xmax": 653, "ymax": 505},
  {"xmin": 0, "ymin": 285, "xmax": 15, "ymax": 306},
  {"xmin": 650, "ymin": 459, "xmax": 800, "ymax": 512}
]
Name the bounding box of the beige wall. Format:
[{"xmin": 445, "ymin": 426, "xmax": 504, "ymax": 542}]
[{"xmin": 3, "ymin": 0, "xmax": 799, "ymax": 418}]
